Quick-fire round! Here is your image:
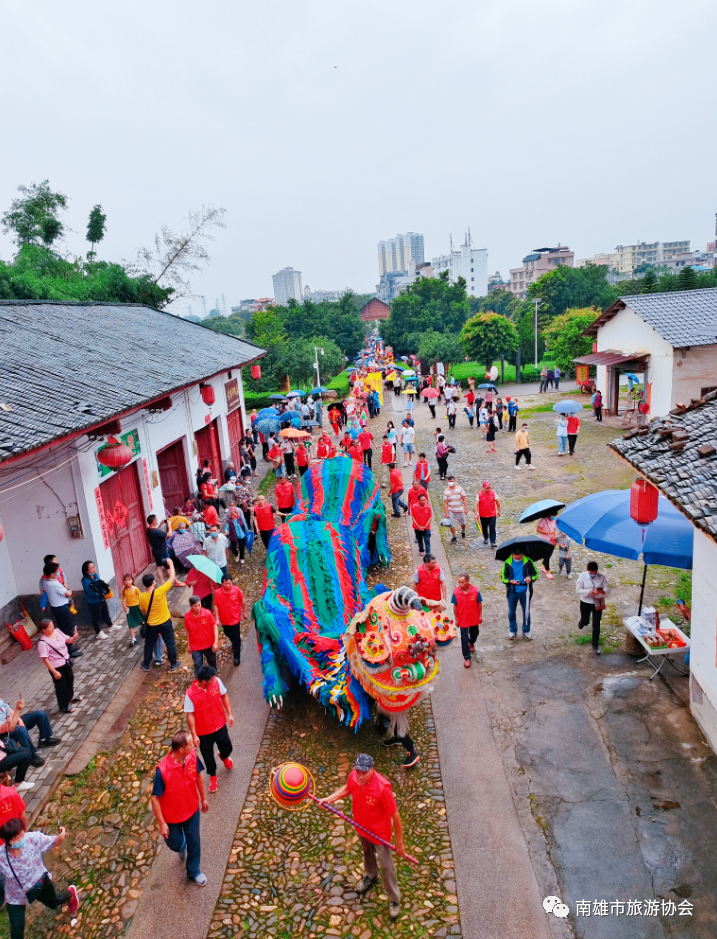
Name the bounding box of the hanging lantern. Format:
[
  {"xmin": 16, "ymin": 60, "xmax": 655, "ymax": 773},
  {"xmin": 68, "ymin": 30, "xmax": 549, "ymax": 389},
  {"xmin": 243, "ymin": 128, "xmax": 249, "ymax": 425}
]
[
  {"xmin": 201, "ymin": 384, "xmax": 216, "ymax": 406},
  {"xmin": 251, "ymin": 364, "xmax": 262, "ymax": 380},
  {"xmin": 97, "ymin": 436, "xmax": 133, "ymax": 469},
  {"xmin": 630, "ymin": 478, "xmax": 659, "ymax": 526},
  {"xmin": 0, "ymin": 523, "xmax": 4, "ymax": 544}
]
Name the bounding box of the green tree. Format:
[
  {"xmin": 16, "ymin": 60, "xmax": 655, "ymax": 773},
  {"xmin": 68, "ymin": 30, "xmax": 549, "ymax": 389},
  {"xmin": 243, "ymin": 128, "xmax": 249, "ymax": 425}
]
[
  {"xmin": 676, "ymin": 266, "xmax": 699, "ymax": 290},
  {"xmin": 460, "ymin": 312, "xmax": 518, "ymax": 369},
  {"xmin": 383, "ymin": 271, "xmax": 470, "ymax": 354},
  {"xmin": 1, "ymin": 180, "xmax": 68, "ymax": 247},
  {"xmin": 517, "ymin": 308, "xmax": 545, "ymax": 365},
  {"xmin": 417, "ymin": 329, "xmax": 463, "ymax": 365},
  {"xmin": 640, "ymin": 269, "xmax": 658, "ymax": 293},
  {"xmin": 276, "ymin": 336, "xmax": 343, "ymax": 387},
  {"xmin": 544, "ymin": 308, "xmax": 600, "ymax": 373},
  {"xmin": 469, "ymin": 288, "xmax": 520, "ymax": 320},
  {"xmin": 86, "ymin": 204, "xmax": 107, "ymax": 260},
  {"xmin": 527, "ymin": 264, "xmax": 616, "ymax": 317}
]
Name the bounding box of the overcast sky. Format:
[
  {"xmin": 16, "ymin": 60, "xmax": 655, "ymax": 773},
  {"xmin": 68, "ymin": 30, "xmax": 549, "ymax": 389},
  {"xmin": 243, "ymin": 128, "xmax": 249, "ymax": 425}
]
[{"xmin": 1, "ymin": 0, "xmax": 715, "ymax": 315}]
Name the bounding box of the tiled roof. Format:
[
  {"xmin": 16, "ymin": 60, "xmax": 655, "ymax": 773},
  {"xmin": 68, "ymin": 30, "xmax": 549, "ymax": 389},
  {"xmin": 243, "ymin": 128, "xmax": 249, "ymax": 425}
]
[
  {"xmin": 609, "ymin": 391, "xmax": 717, "ymax": 540},
  {"xmin": 0, "ymin": 301, "xmax": 266, "ymax": 463},
  {"xmin": 585, "ymin": 287, "xmax": 717, "ymax": 347}
]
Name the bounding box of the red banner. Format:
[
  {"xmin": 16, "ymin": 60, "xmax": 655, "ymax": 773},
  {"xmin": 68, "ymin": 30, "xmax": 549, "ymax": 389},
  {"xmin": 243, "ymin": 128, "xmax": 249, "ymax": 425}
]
[
  {"xmin": 142, "ymin": 458, "xmax": 153, "ymax": 510},
  {"xmin": 94, "ymin": 487, "xmax": 110, "ymax": 550},
  {"xmin": 575, "ymin": 365, "xmax": 590, "ymax": 384}
]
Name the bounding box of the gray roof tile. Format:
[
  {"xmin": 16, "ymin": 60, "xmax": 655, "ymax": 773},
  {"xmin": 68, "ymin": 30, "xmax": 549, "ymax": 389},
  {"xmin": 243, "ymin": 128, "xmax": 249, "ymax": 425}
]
[{"xmin": 619, "ymin": 287, "xmax": 717, "ymax": 347}]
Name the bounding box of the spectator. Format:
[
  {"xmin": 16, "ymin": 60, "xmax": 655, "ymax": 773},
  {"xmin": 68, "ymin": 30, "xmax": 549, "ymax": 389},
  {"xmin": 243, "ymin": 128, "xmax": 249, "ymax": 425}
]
[
  {"xmin": 507, "ymin": 397, "xmax": 519, "ymax": 433},
  {"xmin": 224, "ymin": 461, "xmax": 238, "ymax": 483},
  {"xmin": 267, "ymin": 440, "xmax": 286, "ymax": 479},
  {"xmin": 485, "ymin": 410, "xmax": 499, "ymax": 453},
  {"xmin": 567, "ymin": 413, "xmax": 581, "ymax": 455},
  {"xmin": 253, "ymin": 495, "xmax": 276, "ymax": 549},
  {"xmin": 413, "ymin": 554, "xmax": 447, "ymax": 605},
  {"xmin": 594, "ymin": 390, "xmax": 603, "ymax": 422},
  {"xmin": 225, "ymin": 505, "xmax": 248, "ymax": 564},
  {"xmin": 576, "ymin": 562, "xmax": 610, "ymax": 654},
  {"xmin": 184, "ymin": 596, "xmax": 219, "ymax": 675},
  {"xmin": 446, "ymin": 398, "xmax": 457, "ymax": 429},
  {"xmin": 151, "ymin": 731, "xmax": 209, "ymax": 886},
  {"xmin": 40, "ymin": 564, "xmax": 81, "ymax": 659},
  {"xmin": 410, "ymin": 492, "xmax": 433, "ymax": 555},
  {"xmin": 0, "ymin": 818, "xmax": 79, "ymax": 934},
  {"xmin": 275, "ymin": 479, "xmax": 296, "ymax": 523},
  {"xmin": 189, "ymin": 512, "xmax": 207, "ymax": 545},
  {"xmin": 553, "ymin": 365, "xmax": 561, "ymax": 390},
  {"xmin": 501, "ymin": 550, "xmax": 538, "ymax": 640},
  {"xmin": 167, "ymin": 507, "xmax": 191, "ymax": 533},
  {"xmin": 203, "ymin": 525, "xmax": 230, "ymax": 578},
  {"xmin": 557, "ymin": 534, "xmax": 573, "ymax": 579},
  {"xmin": 463, "ymin": 402, "xmax": 475, "ymax": 427},
  {"xmin": 547, "ymin": 367, "xmax": 554, "ymax": 389},
  {"xmin": 296, "ymin": 442, "xmax": 310, "ymax": 477},
  {"xmin": 200, "ymin": 473, "xmax": 220, "ymax": 511},
  {"xmin": 443, "ymin": 476, "xmax": 467, "ymax": 544},
  {"xmin": 359, "ymin": 427, "xmax": 374, "ymax": 469},
  {"xmin": 539, "ymin": 366, "xmax": 548, "ymax": 393},
  {"xmin": 478, "ymin": 405, "xmax": 490, "ymax": 436},
  {"xmin": 536, "ymin": 514, "xmax": 558, "ymax": 579},
  {"xmin": 556, "ymin": 414, "xmax": 569, "ymax": 455},
  {"xmin": 494, "ymin": 398, "xmax": 505, "ymax": 430},
  {"xmin": 0, "ymin": 697, "xmax": 61, "ymax": 763},
  {"xmin": 146, "ymin": 515, "xmax": 170, "ymax": 583},
  {"xmin": 380, "ymin": 435, "xmax": 395, "ymax": 488},
  {"xmin": 475, "ymin": 481, "xmax": 500, "ymax": 548},
  {"xmin": 138, "ymin": 561, "xmax": 186, "ymax": 674},
  {"xmin": 452, "ymin": 574, "xmax": 483, "ymax": 668},
  {"xmin": 185, "ymin": 567, "xmax": 215, "ymax": 613},
  {"xmin": 389, "ymin": 464, "xmax": 408, "ymax": 518},
  {"xmin": 436, "ymin": 435, "xmax": 450, "ymax": 481},
  {"xmin": 80, "ymin": 561, "xmax": 115, "ymax": 640},
  {"xmin": 185, "ymin": 665, "xmax": 234, "ymax": 795},
  {"xmin": 37, "ymin": 618, "xmax": 81, "ymax": 715},
  {"xmin": 413, "ymin": 453, "xmax": 431, "ymax": 491},
  {"xmin": 281, "ymin": 437, "xmax": 296, "ymax": 478},
  {"xmin": 121, "ymin": 573, "xmax": 141, "ymax": 647},
  {"xmin": 515, "ymin": 422, "xmax": 535, "ymax": 470},
  {"xmin": 213, "ymin": 575, "xmax": 245, "ymax": 666},
  {"xmin": 400, "ymin": 421, "xmax": 415, "ymax": 468}
]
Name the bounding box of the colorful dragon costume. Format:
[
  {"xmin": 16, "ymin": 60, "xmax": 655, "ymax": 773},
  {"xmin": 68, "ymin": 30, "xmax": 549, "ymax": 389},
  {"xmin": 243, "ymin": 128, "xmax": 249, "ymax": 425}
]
[{"xmin": 253, "ymin": 455, "xmax": 454, "ymax": 730}]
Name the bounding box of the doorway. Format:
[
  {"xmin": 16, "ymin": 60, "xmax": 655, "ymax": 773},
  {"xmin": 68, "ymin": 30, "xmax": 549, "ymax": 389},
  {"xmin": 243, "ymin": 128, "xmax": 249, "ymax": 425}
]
[
  {"xmin": 157, "ymin": 439, "xmax": 190, "ymax": 516},
  {"xmin": 195, "ymin": 419, "xmax": 222, "ymax": 481},
  {"xmin": 227, "ymin": 409, "xmax": 244, "ymax": 469},
  {"xmin": 100, "ymin": 462, "xmax": 151, "ymax": 581}
]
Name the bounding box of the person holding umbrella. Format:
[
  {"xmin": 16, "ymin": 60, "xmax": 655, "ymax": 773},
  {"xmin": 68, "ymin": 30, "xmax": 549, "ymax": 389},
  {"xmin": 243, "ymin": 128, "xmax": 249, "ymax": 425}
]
[
  {"xmin": 536, "ymin": 514, "xmax": 558, "ymax": 579},
  {"xmin": 501, "ymin": 549, "xmax": 538, "ymax": 640}
]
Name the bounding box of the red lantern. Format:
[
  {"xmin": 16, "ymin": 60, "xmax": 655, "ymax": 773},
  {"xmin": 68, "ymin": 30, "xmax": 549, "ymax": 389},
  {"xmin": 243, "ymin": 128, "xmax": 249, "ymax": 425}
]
[
  {"xmin": 97, "ymin": 436, "xmax": 133, "ymax": 469},
  {"xmin": 201, "ymin": 384, "xmax": 216, "ymax": 406},
  {"xmin": 0, "ymin": 523, "xmax": 4, "ymax": 544},
  {"xmin": 630, "ymin": 479, "xmax": 659, "ymax": 526},
  {"xmin": 251, "ymin": 364, "xmax": 262, "ymax": 380}
]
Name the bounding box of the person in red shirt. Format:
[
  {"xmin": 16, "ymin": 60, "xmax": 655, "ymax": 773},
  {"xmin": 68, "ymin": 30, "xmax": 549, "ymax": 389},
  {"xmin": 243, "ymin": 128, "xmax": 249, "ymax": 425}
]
[
  {"xmin": 474, "ymin": 480, "xmax": 500, "ymax": 548},
  {"xmin": 341, "ymin": 432, "xmax": 353, "ymax": 453},
  {"xmin": 296, "ymin": 442, "xmax": 310, "ymax": 476},
  {"xmin": 203, "ymin": 505, "xmax": 220, "ymax": 527},
  {"xmin": 412, "ymin": 554, "xmax": 447, "ymax": 604},
  {"xmin": 566, "ymin": 414, "xmax": 580, "ymax": 456},
  {"xmin": 0, "ymin": 781, "xmax": 27, "ymax": 831},
  {"xmin": 452, "ymin": 574, "xmax": 483, "ymax": 668},
  {"xmin": 253, "ymin": 495, "xmax": 276, "ymax": 549},
  {"xmin": 380, "ymin": 435, "xmax": 395, "ymax": 488},
  {"xmin": 319, "ymin": 753, "xmax": 405, "ymax": 919},
  {"xmin": 184, "ymin": 596, "xmax": 219, "ymax": 675},
  {"xmin": 329, "ymin": 408, "xmax": 342, "ymax": 440},
  {"xmin": 358, "ymin": 429, "xmax": 374, "ymax": 469},
  {"xmin": 410, "ymin": 492, "xmax": 433, "ymax": 554},
  {"xmin": 213, "ymin": 574, "xmax": 245, "ymax": 666},
  {"xmin": 389, "ymin": 464, "xmax": 408, "ymax": 517},
  {"xmin": 406, "ymin": 479, "xmax": 425, "ymax": 514},
  {"xmin": 184, "ymin": 665, "xmax": 234, "ymax": 794},
  {"xmin": 317, "ymin": 433, "xmax": 332, "ymax": 459},
  {"xmin": 186, "ymin": 567, "xmax": 215, "ymax": 612},
  {"xmin": 349, "ymin": 440, "xmax": 364, "ymax": 462},
  {"xmin": 267, "ymin": 442, "xmax": 286, "ymax": 479},
  {"xmin": 200, "ymin": 474, "xmax": 219, "ymax": 510},
  {"xmin": 413, "ymin": 453, "xmax": 431, "ymax": 491},
  {"xmin": 275, "ymin": 479, "xmax": 296, "ymax": 523},
  {"xmin": 151, "ymin": 731, "xmax": 208, "ymax": 885}
]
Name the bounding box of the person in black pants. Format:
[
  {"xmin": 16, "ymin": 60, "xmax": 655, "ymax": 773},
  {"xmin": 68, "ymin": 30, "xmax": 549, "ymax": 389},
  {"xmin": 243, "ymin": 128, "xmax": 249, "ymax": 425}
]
[
  {"xmin": 37, "ymin": 619, "xmax": 81, "ymax": 714},
  {"xmin": 185, "ymin": 666, "xmax": 234, "ymax": 793},
  {"xmin": 0, "ymin": 743, "xmax": 33, "ymax": 789},
  {"xmin": 577, "ymin": 562, "xmax": 610, "ymax": 654}
]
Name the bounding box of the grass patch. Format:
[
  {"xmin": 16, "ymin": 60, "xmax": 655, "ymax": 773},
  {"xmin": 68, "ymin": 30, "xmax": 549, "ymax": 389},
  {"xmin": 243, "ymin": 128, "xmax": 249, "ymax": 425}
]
[{"xmin": 528, "ymin": 792, "xmax": 549, "ymax": 831}]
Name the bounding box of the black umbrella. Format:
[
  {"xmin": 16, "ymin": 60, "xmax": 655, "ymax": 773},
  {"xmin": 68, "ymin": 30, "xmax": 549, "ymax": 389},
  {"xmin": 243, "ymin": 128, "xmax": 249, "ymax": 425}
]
[{"xmin": 495, "ymin": 535, "xmax": 555, "ymax": 563}]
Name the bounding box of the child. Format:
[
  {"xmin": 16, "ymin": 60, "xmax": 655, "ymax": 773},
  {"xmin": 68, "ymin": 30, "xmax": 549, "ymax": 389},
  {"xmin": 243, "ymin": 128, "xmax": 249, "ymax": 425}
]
[
  {"xmin": 557, "ymin": 536, "xmax": 572, "ymax": 578},
  {"xmin": 464, "ymin": 403, "xmax": 475, "ymax": 427},
  {"xmin": 121, "ymin": 574, "xmax": 141, "ymax": 647}
]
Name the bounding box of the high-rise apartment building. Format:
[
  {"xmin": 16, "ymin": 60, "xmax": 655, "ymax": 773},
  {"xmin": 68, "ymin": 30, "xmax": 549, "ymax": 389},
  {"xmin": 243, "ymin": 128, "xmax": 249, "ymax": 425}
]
[
  {"xmin": 508, "ymin": 246, "xmax": 574, "ymax": 300},
  {"xmin": 432, "ymin": 230, "xmax": 488, "ymax": 297},
  {"xmin": 377, "ymin": 233, "xmax": 425, "ymax": 277},
  {"xmin": 272, "ymin": 267, "xmax": 303, "ymax": 306},
  {"xmin": 609, "ymin": 241, "xmax": 690, "ymax": 276}
]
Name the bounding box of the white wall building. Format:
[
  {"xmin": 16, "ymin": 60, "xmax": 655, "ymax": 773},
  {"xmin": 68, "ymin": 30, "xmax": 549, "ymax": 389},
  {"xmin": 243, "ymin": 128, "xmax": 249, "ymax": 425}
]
[
  {"xmin": 0, "ymin": 301, "xmax": 265, "ymax": 643},
  {"xmin": 580, "ymin": 288, "xmax": 717, "ymax": 419},
  {"xmin": 272, "ymin": 267, "xmax": 303, "ymax": 306},
  {"xmin": 432, "ymin": 231, "xmax": 488, "ymax": 297}
]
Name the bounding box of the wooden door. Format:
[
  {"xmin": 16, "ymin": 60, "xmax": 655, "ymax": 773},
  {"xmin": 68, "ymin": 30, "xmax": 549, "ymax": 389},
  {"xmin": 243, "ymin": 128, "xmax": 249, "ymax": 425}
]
[
  {"xmin": 100, "ymin": 462, "xmax": 151, "ymax": 581},
  {"xmin": 226, "ymin": 409, "xmax": 244, "ymax": 469},
  {"xmin": 157, "ymin": 440, "xmax": 190, "ymax": 515},
  {"xmin": 195, "ymin": 419, "xmax": 221, "ymax": 478}
]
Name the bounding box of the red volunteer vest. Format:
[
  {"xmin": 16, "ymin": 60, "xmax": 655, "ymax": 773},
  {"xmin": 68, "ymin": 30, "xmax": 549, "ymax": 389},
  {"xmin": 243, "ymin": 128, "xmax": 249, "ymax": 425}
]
[
  {"xmin": 255, "ymin": 504, "xmax": 275, "ymax": 531},
  {"xmin": 381, "ymin": 442, "xmax": 394, "ymax": 464},
  {"xmin": 186, "ymin": 678, "xmax": 227, "ymax": 737},
  {"xmin": 156, "ymin": 750, "xmax": 200, "ymax": 823},
  {"xmin": 454, "ymin": 584, "xmax": 482, "ymax": 628},
  {"xmin": 478, "ymin": 489, "xmax": 497, "ymax": 517},
  {"xmin": 415, "ymin": 564, "xmax": 442, "ymax": 601}
]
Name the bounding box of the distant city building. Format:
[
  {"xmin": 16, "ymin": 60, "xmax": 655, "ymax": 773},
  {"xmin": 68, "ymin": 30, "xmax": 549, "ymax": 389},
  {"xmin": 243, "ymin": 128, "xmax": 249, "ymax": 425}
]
[
  {"xmin": 272, "ymin": 267, "xmax": 303, "ymax": 306},
  {"xmin": 658, "ymin": 250, "xmax": 715, "ymax": 273},
  {"xmin": 609, "ymin": 241, "xmax": 690, "ymax": 277},
  {"xmin": 359, "ymin": 298, "xmax": 390, "ymax": 322},
  {"xmin": 575, "ymin": 253, "xmax": 613, "ymax": 269},
  {"xmin": 488, "ymin": 271, "xmax": 510, "ymax": 293},
  {"xmin": 377, "ymin": 233, "xmax": 425, "ymax": 277},
  {"xmin": 509, "ymin": 246, "xmax": 574, "ymax": 300},
  {"xmin": 231, "ymin": 298, "xmax": 274, "ymax": 314},
  {"xmin": 302, "ymin": 285, "xmax": 350, "ymax": 303},
  {"xmin": 432, "ymin": 230, "xmax": 488, "ymax": 297}
]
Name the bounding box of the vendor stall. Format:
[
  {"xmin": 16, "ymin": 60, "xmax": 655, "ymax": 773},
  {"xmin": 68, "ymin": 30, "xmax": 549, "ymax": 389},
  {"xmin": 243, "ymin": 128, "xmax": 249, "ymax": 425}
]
[{"xmin": 624, "ymin": 614, "xmax": 690, "ymax": 681}]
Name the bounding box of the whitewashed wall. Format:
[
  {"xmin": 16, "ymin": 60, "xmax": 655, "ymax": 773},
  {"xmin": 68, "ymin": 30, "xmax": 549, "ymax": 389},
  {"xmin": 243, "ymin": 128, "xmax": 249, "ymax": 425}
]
[{"xmin": 689, "ymin": 529, "xmax": 717, "ymax": 754}]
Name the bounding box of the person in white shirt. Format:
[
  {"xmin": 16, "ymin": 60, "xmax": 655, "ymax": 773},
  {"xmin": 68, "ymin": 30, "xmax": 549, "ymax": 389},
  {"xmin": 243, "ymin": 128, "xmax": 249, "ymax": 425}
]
[
  {"xmin": 447, "ymin": 399, "xmax": 457, "ymax": 429},
  {"xmin": 400, "ymin": 421, "xmax": 416, "ymax": 466},
  {"xmin": 576, "ymin": 562, "xmax": 610, "ymax": 654},
  {"xmin": 203, "ymin": 526, "xmax": 230, "ymax": 575}
]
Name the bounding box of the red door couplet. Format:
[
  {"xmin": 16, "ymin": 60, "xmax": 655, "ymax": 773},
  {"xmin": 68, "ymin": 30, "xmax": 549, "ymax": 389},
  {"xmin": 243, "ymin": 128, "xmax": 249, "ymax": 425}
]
[
  {"xmin": 100, "ymin": 462, "xmax": 151, "ymax": 582},
  {"xmin": 195, "ymin": 419, "xmax": 222, "ymax": 481},
  {"xmin": 227, "ymin": 409, "xmax": 244, "ymax": 470},
  {"xmin": 157, "ymin": 440, "xmax": 190, "ymax": 516}
]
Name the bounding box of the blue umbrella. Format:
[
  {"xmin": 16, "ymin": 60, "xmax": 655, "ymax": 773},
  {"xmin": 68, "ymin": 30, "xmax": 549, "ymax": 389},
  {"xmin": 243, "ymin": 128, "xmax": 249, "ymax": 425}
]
[
  {"xmin": 279, "ymin": 412, "xmax": 303, "ymax": 427},
  {"xmin": 257, "ymin": 407, "xmax": 279, "ymax": 420},
  {"xmin": 478, "ymin": 383, "xmax": 497, "ymax": 391},
  {"xmin": 269, "ymin": 394, "xmax": 287, "ymax": 402},
  {"xmin": 254, "ymin": 418, "xmax": 280, "ymax": 437},
  {"xmin": 345, "ymin": 367, "xmax": 357, "ymax": 373},
  {"xmin": 310, "ymin": 386, "xmax": 329, "ymax": 395},
  {"xmin": 286, "ymin": 390, "xmax": 305, "ymax": 398},
  {"xmin": 557, "ymin": 489, "xmax": 693, "ymax": 612},
  {"xmin": 519, "ymin": 499, "xmax": 566, "ymax": 524},
  {"xmin": 625, "ymin": 373, "xmax": 641, "ymax": 382},
  {"xmin": 553, "ymin": 401, "xmax": 583, "ymax": 414}
]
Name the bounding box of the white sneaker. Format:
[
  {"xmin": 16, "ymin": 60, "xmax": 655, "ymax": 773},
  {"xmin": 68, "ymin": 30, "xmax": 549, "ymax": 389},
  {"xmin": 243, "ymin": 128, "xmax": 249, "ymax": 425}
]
[
  {"xmin": 524, "ymin": 632, "xmax": 532, "ymax": 640},
  {"xmin": 111, "ymin": 623, "xmax": 123, "ymax": 631},
  {"xmin": 527, "ymin": 465, "xmax": 536, "ymax": 471},
  {"xmin": 567, "ymin": 573, "xmax": 573, "ymax": 579},
  {"xmin": 96, "ymin": 630, "xmax": 109, "ymax": 640},
  {"xmin": 515, "ymin": 465, "xmax": 522, "ymax": 470},
  {"xmin": 15, "ymin": 781, "xmax": 34, "ymax": 792}
]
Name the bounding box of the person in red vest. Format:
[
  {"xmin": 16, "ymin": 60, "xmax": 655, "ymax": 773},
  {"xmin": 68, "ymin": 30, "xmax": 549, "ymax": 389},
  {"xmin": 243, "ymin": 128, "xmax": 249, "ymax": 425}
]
[
  {"xmin": 184, "ymin": 595, "xmax": 219, "ymax": 675},
  {"xmin": 452, "ymin": 574, "xmax": 483, "ymax": 668},
  {"xmin": 341, "ymin": 431, "xmax": 353, "ymax": 453},
  {"xmin": 358, "ymin": 428, "xmax": 374, "ymax": 469},
  {"xmin": 252, "ymin": 495, "xmax": 276, "ymax": 549},
  {"xmin": 412, "ymin": 554, "xmax": 447, "ymax": 605},
  {"xmin": 296, "ymin": 442, "xmax": 310, "ymax": 476},
  {"xmin": 389, "ymin": 464, "xmax": 408, "ymax": 517},
  {"xmin": 474, "ymin": 481, "xmax": 500, "ymax": 549},
  {"xmin": 413, "ymin": 453, "xmax": 431, "ymax": 491},
  {"xmin": 406, "ymin": 479, "xmax": 425, "ymax": 515},
  {"xmin": 185, "ymin": 567, "xmax": 215, "ymax": 612},
  {"xmin": 151, "ymin": 730, "xmax": 209, "ymax": 886},
  {"xmin": 184, "ymin": 665, "xmax": 234, "ymax": 795},
  {"xmin": 348, "ymin": 439, "xmax": 363, "ymax": 462},
  {"xmin": 409, "ymin": 492, "xmax": 433, "ymax": 555},
  {"xmin": 317, "ymin": 433, "xmax": 332, "ymax": 459},
  {"xmin": 319, "ymin": 753, "xmax": 405, "ymax": 919},
  {"xmin": 380, "ymin": 435, "xmax": 395, "ymax": 488},
  {"xmin": 213, "ymin": 574, "xmax": 245, "ymax": 666},
  {"xmin": 275, "ymin": 479, "xmax": 296, "ymax": 523}
]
